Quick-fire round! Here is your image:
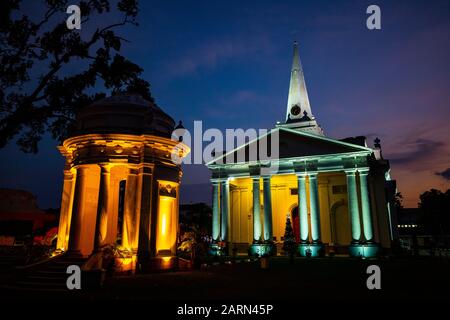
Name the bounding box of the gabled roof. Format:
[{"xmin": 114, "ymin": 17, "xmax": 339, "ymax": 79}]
[{"xmin": 206, "ymin": 127, "xmax": 372, "ymax": 166}]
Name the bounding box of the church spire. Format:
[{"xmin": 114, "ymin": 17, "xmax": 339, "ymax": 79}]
[
  {"xmin": 286, "ymin": 41, "xmax": 313, "ymax": 121},
  {"xmin": 279, "ymin": 42, "xmax": 324, "ymax": 136}
]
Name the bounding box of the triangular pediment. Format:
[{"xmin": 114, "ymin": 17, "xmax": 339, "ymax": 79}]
[{"xmin": 207, "ymin": 127, "xmax": 372, "ymax": 166}]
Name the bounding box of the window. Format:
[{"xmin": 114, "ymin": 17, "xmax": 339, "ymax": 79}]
[{"xmin": 332, "ymin": 185, "xmax": 347, "ymax": 194}]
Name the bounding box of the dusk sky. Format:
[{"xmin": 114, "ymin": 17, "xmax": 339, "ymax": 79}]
[{"xmin": 0, "ymin": 0, "xmax": 449, "ymax": 208}]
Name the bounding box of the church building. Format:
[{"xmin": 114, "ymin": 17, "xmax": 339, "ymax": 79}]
[{"xmin": 207, "ymin": 43, "xmax": 397, "ymax": 258}]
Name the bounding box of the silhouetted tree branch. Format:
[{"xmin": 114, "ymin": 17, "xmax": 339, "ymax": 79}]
[{"xmin": 0, "ymin": 0, "xmax": 152, "ymax": 153}]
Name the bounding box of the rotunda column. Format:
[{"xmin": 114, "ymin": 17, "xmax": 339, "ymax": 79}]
[
  {"xmin": 68, "ymin": 164, "xmax": 101, "ymax": 256},
  {"xmin": 122, "ymin": 167, "xmax": 140, "ymax": 252},
  {"xmin": 94, "ymin": 163, "xmax": 111, "ymax": 250},
  {"xmin": 56, "ymin": 168, "xmax": 76, "ymax": 252}
]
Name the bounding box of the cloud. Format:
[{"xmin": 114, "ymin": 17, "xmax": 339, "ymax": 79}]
[
  {"xmin": 436, "ymin": 168, "xmax": 450, "ymax": 181},
  {"xmin": 169, "ymin": 41, "xmax": 248, "ymax": 77},
  {"xmin": 389, "ymin": 138, "xmax": 445, "ymax": 166},
  {"xmin": 201, "ymin": 89, "xmax": 281, "ymax": 126},
  {"xmin": 217, "ymin": 90, "xmax": 272, "ymax": 109},
  {"xmin": 163, "ymin": 36, "xmax": 273, "ymax": 80}
]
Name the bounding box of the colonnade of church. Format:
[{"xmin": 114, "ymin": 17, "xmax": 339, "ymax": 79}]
[{"xmin": 211, "ymin": 168, "xmax": 375, "ymax": 253}]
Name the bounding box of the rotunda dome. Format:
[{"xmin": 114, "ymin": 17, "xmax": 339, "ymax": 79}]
[{"xmin": 75, "ymin": 93, "xmax": 175, "ymax": 138}]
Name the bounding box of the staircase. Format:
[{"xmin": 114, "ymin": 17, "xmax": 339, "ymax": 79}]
[
  {"xmin": 0, "ymin": 246, "xmax": 28, "ymax": 270},
  {"xmin": 0, "ymin": 255, "xmax": 27, "ymax": 270},
  {"xmin": 7, "ymin": 254, "xmax": 87, "ymax": 292}
]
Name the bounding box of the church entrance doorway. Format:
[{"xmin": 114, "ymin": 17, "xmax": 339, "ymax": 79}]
[{"xmin": 331, "ymin": 203, "xmax": 351, "ymax": 245}]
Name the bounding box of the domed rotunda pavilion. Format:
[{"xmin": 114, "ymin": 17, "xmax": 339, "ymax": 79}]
[{"xmin": 55, "ymin": 93, "xmax": 189, "ymax": 272}]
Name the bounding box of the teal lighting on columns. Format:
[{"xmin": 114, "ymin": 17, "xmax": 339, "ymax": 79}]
[
  {"xmin": 296, "ymin": 173, "xmax": 324, "ymax": 257},
  {"xmin": 348, "ymin": 243, "xmax": 379, "ymax": 258},
  {"xmin": 359, "ymin": 169, "xmax": 374, "ymax": 242},
  {"xmin": 211, "ymin": 180, "xmax": 220, "ymax": 241},
  {"xmin": 262, "ymin": 176, "xmax": 273, "ymax": 242},
  {"xmin": 345, "ymin": 170, "xmax": 361, "ymax": 243},
  {"xmin": 297, "ymin": 174, "xmax": 309, "ymax": 242},
  {"xmin": 248, "ymin": 243, "xmax": 276, "ymax": 257},
  {"xmin": 308, "ymin": 173, "xmax": 321, "ymax": 243},
  {"xmin": 220, "ymin": 179, "xmax": 230, "ymax": 241},
  {"xmin": 250, "ymin": 176, "xmax": 275, "ymax": 257},
  {"xmin": 346, "ymin": 170, "xmax": 379, "ymax": 258},
  {"xmin": 252, "ymin": 177, "xmax": 262, "ymax": 242}
]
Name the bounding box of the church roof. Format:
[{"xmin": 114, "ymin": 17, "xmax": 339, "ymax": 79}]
[{"xmin": 207, "ymin": 127, "xmax": 372, "ymax": 166}]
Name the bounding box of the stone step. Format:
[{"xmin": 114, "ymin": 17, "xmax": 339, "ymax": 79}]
[
  {"xmin": 46, "ymin": 264, "xmax": 76, "ymax": 270},
  {"xmin": 0, "ymin": 257, "xmax": 26, "ymax": 266},
  {"xmin": 15, "ymin": 280, "xmax": 67, "ymax": 289},
  {"xmin": 0, "ymin": 257, "xmax": 25, "ymax": 262},
  {"xmin": 10, "ymin": 254, "xmax": 88, "ymax": 291},
  {"xmin": 2, "ymin": 284, "xmax": 69, "ymax": 293},
  {"xmin": 35, "ymin": 270, "xmax": 69, "ymax": 276},
  {"xmin": 26, "ymin": 275, "xmax": 67, "ymax": 283},
  {"xmin": 54, "ymin": 260, "xmax": 86, "ymax": 265}
]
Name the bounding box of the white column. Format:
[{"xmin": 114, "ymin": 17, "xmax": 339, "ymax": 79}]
[
  {"xmin": 211, "ymin": 179, "xmax": 221, "ymax": 241},
  {"xmin": 252, "ymin": 177, "xmax": 262, "ymax": 242},
  {"xmin": 263, "ymin": 176, "xmax": 273, "ymax": 242},
  {"xmin": 308, "ymin": 173, "xmax": 321, "ymax": 243},
  {"xmin": 220, "ymin": 179, "xmax": 230, "ymax": 241},
  {"xmin": 297, "ymin": 174, "xmax": 309, "ymax": 242},
  {"xmin": 345, "ymin": 170, "xmax": 361, "ymax": 243},
  {"xmin": 359, "ymin": 169, "xmax": 374, "ymax": 242}
]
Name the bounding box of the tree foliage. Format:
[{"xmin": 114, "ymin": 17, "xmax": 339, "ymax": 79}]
[
  {"xmin": 419, "ymin": 189, "xmax": 450, "ymax": 235},
  {"xmin": 282, "ymin": 216, "xmax": 297, "ymax": 256},
  {"xmin": 394, "ymin": 192, "xmax": 403, "ymax": 211},
  {"xmin": 0, "ymin": 0, "xmax": 152, "ymax": 153}
]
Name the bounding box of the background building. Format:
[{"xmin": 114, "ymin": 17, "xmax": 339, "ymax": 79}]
[{"xmin": 0, "ymin": 189, "xmax": 57, "ymax": 246}]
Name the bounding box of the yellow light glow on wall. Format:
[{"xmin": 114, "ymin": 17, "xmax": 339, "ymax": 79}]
[
  {"xmin": 156, "ymin": 195, "xmax": 176, "ymax": 254},
  {"xmin": 161, "ymin": 213, "xmax": 167, "ymax": 236}
]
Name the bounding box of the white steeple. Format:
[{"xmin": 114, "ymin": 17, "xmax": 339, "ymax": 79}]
[
  {"xmin": 280, "ymin": 42, "xmax": 324, "ymax": 136},
  {"xmin": 286, "ymin": 41, "xmax": 313, "ymax": 121}
]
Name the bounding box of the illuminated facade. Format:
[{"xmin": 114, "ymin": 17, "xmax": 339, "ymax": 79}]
[
  {"xmin": 56, "ymin": 94, "xmax": 189, "ymax": 271},
  {"xmin": 207, "ymin": 43, "xmax": 397, "ymax": 258}
]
